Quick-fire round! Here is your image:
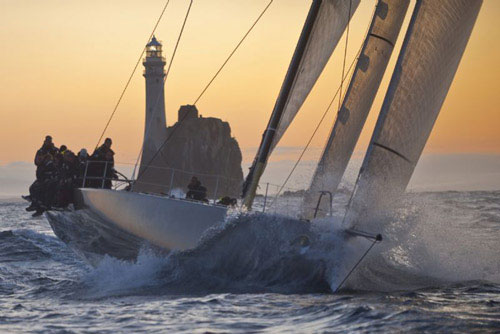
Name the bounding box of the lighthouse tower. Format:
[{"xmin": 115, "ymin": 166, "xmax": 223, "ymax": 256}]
[
  {"xmin": 140, "ymin": 36, "xmax": 167, "ymax": 165},
  {"xmin": 136, "ymin": 36, "xmax": 168, "ymax": 192}
]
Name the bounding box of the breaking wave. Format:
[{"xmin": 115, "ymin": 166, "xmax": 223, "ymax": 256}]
[{"xmin": 43, "ymin": 191, "xmax": 500, "ymax": 297}]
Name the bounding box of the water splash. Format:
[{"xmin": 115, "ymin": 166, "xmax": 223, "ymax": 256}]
[{"xmin": 45, "ymin": 192, "xmax": 500, "ymax": 296}]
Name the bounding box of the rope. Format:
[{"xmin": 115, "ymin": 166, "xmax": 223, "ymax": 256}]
[
  {"xmin": 94, "ymin": 0, "xmax": 171, "ymax": 150},
  {"xmin": 135, "ymin": 1, "xmax": 198, "ymax": 183},
  {"xmin": 334, "ymin": 237, "xmax": 379, "ymax": 293},
  {"xmin": 267, "ymin": 47, "xmax": 361, "ymax": 209},
  {"xmin": 165, "ymin": 0, "xmax": 193, "ymax": 82},
  {"xmin": 267, "ymin": 0, "xmax": 369, "ymax": 209},
  {"xmin": 131, "ymin": 0, "xmax": 194, "ymax": 181},
  {"xmin": 192, "ymin": 0, "xmax": 274, "ymax": 105},
  {"xmin": 135, "ymin": 0, "xmax": 273, "ymax": 183},
  {"xmin": 338, "ymin": 0, "xmax": 353, "ymax": 112}
]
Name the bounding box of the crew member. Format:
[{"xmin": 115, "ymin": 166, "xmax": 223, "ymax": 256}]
[
  {"xmin": 77, "ymin": 148, "xmax": 89, "ymax": 187},
  {"xmin": 27, "ymin": 153, "xmax": 58, "ymax": 216},
  {"xmin": 90, "ymin": 138, "xmax": 116, "ymax": 189},
  {"xmin": 55, "ymin": 150, "xmax": 79, "ymax": 207},
  {"xmin": 186, "ymin": 176, "xmax": 208, "ymax": 202},
  {"xmin": 34, "ymin": 135, "xmax": 57, "ymax": 169}
]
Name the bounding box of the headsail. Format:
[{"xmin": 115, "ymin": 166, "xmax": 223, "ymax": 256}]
[
  {"xmin": 345, "ymin": 0, "xmax": 483, "ymax": 234},
  {"xmin": 242, "ymin": 0, "xmax": 360, "ymax": 208},
  {"xmin": 303, "ymin": 0, "xmax": 410, "ymax": 218}
]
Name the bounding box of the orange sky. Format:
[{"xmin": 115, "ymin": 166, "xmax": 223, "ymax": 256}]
[{"xmin": 1, "ymin": 0, "xmax": 499, "ymax": 165}]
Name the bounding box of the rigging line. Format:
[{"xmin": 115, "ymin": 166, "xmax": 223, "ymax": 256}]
[
  {"xmin": 131, "ymin": 0, "xmax": 194, "ymax": 181},
  {"xmin": 338, "ymin": 0, "xmax": 353, "ymax": 113},
  {"xmin": 267, "ymin": 0, "xmax": 376, "ymax": 210},
  {"xmin": 334, "ymin": 238, "xmax": 379, "ymax": 293},
  {"xmin": 135, "ymin": 1, "xmax": 196, "ymax": 183},
  {"xmin": 165, "ymin": 0, "xmax": 193, "ymax": 81},
  {"xmin": 94, "ymin": 0, "xmax": 171, "ymax": 150},
  {"xmin": 192, "ymin": 0, "xmax": 274, "ymax": 105},
  {"xmin": 135, "ymin": 0, "xmax": 273, "ymax": 183},
  {"xmin": 267, "ymin": 47, "xmax": 361, "ymax": 210}
]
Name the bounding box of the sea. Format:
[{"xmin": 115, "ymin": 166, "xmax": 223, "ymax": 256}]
[{"xmin": 0, "ymin": 191, "xmax": 499, "ymax": 333}]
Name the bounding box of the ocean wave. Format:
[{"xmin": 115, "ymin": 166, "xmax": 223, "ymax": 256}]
[{"xmin": 42, "ymin": 191, "xmax": 500, "ymax": 297}]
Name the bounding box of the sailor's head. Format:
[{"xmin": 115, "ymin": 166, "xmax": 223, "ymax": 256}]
[
  {"xmin": 78, "ymin": 148, "xmax": 88, "ymax": 159},
  {"xmin": 190, "ymin": 176, "xmax": 198, "ymax": 183},
  {"xmin": 104, "ymin": 138, "xmax": 112, "ymax": 148},
  {"xmin": 43, "ymin": 135, "xmax": 52, "ymax": 146},
  {"xmin": 59, "ymin": 145, "xmax": 67, "ymax": 154},
  {"xmin": 42, "ymin": 136, "xmax": 55, "ymax": 151}
]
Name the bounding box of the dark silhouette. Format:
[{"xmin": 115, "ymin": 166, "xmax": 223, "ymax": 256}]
[
  {"xmin": 186, "ymin": 176, "xmax": 208, "ymax": 202},
  {"xmin": 89, "ymin": 138, "xmax": 117, "ymax": 189}
]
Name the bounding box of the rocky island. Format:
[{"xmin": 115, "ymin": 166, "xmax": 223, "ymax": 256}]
[{"xmin": 134, "ymin": 105, "xmax": 243, "ymax": 199}]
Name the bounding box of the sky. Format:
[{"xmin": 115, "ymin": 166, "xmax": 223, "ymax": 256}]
[{"xmin": 1, "ymin": 0, "xmax": 499, "ymax": 168}]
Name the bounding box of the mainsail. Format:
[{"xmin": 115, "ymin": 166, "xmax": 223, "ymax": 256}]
[
  {"xmin": 345, "ymin": 0, "xmax": 483, "ymax": 234},
  {"xmin": 242, "ymin": 0, "xmax": 360, "ymax": 208},
  {"xmin": 303, "ymin": 0, "xmax": 410, "ymax": 218}
]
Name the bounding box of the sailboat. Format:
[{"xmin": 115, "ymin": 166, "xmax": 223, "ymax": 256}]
[
  {"xmin": 47, "ymin": 0, "xmax": 482, "ymax": 269},
  {"xmin": 243, "ymin": 0, "xmax": 482, "ymax": 225}
]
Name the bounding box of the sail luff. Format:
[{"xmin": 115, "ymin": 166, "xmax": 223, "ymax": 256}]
[
  {"xmin": 303, "ymin": 0, "xmax": 410, "ymax": 218},
  {"xmin": 241, "ymin": 0, "xmax": 323, "ymax": 208},
  {"xmin": 345, "ymin": 0, "xmax": 483, "ymax": 233},
  {"xmin": 242, "ymin": 0, "xmax": 360, "ymax": 208}
]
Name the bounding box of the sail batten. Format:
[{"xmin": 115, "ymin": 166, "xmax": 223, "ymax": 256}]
[
  {"xmin": 242, "ymin": 0, "xmax": 360, "ymax": 208},
  {"xmin": 345, "ymin": 0, "xmax": 483, "ymax": 233},
  {"xmin": 303, "ymin": 0, "xmax": 410, "ymax": 218}
]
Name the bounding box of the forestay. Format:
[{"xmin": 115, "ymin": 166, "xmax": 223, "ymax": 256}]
[
  {"xmin": 345, "ymin": 0, "xmax": 483, "ymax": 233},
  {"xmin": 303, "ymin": 0, "xmax": 410, "ymax": 218},
  {"xmin": 243, "ymin": 0, "xmax": 360, "ymax": 208}
]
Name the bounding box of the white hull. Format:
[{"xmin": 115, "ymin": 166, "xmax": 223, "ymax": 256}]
[{"xmin": 74, "ymin": 188, "xmax": 228, "ymax": 250}]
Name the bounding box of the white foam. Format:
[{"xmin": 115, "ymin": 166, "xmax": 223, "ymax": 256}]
[{"xmin": 83, "ymin": 248, "xmax": 169, "ymax": 298}]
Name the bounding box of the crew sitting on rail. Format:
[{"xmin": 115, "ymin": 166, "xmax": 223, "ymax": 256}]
[
  {"xmin": 34, "ymin": 135, "xmax": 58, "ymax": 168},
  {"xmin": 25, "ymin": 136, "xmax": 121, "ymax": 216},
  {"xmin": 25, "ymin": 135, "xmax": 58, "ymax": 206},
  {"xmin": 186, "ymin": 176, "xmax": 208, "ymax": 202},
  {"xmin": 55, "ymin": 150, "xmax": 79, "ymax": 208},
  {"xmin": 77, "ymin": 148, "xmax": 89, "ymax": 187},
  {"xmin": 26, "ymin": 150, "xmax": 59, "ymax": 216},
  {"xmin": 54, "ymin": 144, "xmax": 67, "ymax": 169},
  {"xmin": 88, "ymin": 138, "xmax": 117, "ymax": 189}
]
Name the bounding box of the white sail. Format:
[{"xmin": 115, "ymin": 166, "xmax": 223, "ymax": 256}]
[
  {"xmin": 270, "ymin": 0, "xmax": 360, "ymax": 150},
  {"xmin": 242, "ymin": 0, "xmax": 360, "ymax": 208},
  {"xmin": 345, "ymin": 0, "xmax": 483, "ymax": 233},
  {"xmin": 303, "ymin": 0, "xmax": 410, "ymax": 218}
]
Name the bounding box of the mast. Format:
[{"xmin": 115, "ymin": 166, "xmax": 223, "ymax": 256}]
[
  {"xmin": 344, "ymin": 0, "xmax": 483, "ymax": 234},
  {"xmin": 241, "ymin": 0, "xmax": 322, "ymax": 209},
  {"xmin": 303, "ymin": 0, "xmax": 410, "ymax": 218},
  {"xmin": 242, "ymin": 0, "xmax": 360, "ymax": 209}
]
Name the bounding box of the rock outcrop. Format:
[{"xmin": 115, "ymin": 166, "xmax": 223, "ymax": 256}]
[{"xmin": 134, "ymin": 106, "xmax": 243, "ymax": 199}]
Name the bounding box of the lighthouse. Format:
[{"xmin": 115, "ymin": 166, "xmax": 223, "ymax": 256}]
[
  {"xmin": 135, "ymin": 36, "xmax": 168, "ymax": 193},
  {"xmin": 135, "ymin": 35, "xmax": 244, "ymax": 196},
  {"xmin": 139, "ymin": 36, "xmax": 167, "ymax": 166}
]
